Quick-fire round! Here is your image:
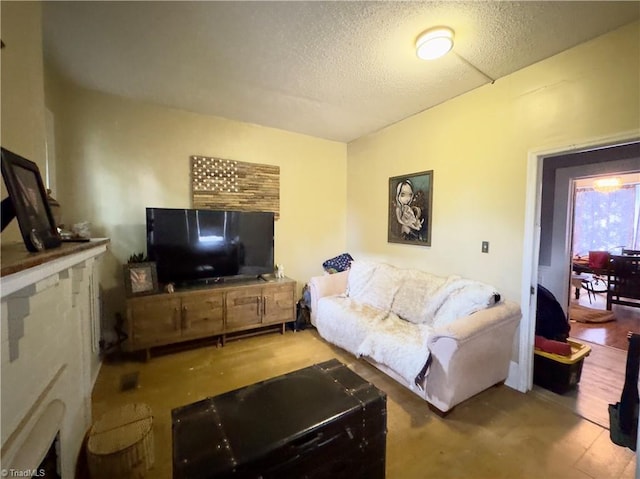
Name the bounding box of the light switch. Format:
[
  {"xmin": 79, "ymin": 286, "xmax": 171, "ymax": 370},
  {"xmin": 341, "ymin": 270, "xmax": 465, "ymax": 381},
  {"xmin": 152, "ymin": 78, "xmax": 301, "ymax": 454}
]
[{"xmin": 482, "ymin": 241, "xmax": 489, "ymax": 253}]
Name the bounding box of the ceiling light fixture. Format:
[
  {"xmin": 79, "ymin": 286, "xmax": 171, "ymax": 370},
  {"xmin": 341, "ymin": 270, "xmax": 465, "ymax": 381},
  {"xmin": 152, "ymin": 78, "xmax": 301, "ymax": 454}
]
[
  {"xmin": 415, "ymin": 27, "xmax": 454, "ymax": 60},
  {"xmin": 593, "ymin": 177, "xmax": 622, "ymax": 193},
  {"xmin": 415, "ymin": 26, "xmax": 496, "ymax": 84}
]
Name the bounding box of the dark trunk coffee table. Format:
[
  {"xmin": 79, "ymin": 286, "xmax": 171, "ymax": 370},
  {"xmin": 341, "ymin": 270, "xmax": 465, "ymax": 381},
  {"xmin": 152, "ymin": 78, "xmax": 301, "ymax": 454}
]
[{"xmin": 172, "ymin": 359, "xmax": 387, "ymax": 478}]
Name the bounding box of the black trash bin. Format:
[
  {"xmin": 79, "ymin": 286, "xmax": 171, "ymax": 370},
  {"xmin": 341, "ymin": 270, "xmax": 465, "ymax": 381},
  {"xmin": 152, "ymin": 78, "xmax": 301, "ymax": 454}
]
[{"xmin": 533, "ymin": 339, "xmax": 591, "ymax": 394}]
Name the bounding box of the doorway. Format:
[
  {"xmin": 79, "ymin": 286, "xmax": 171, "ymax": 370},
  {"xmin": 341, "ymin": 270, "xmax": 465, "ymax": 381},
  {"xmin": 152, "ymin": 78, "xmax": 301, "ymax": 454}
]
[
  {"xmin": 568, "ymin": 172, "xmax": 640, "ymax": 351},
  {"xmin": 520, "ymin": 137, "xmax": 640, "ymax": 428}
]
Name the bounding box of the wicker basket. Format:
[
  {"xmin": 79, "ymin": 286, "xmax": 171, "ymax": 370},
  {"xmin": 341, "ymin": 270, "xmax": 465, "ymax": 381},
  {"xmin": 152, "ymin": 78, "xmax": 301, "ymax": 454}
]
[{"xmin": 87, "ymin": 403, "xmax": 154, "ymax": 479}]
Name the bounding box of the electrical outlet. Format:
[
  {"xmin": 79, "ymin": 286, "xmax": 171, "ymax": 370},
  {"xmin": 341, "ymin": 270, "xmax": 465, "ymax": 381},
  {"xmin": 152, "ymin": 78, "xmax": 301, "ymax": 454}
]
[{"xmin": 481, "ymin": 241, "xmax": 489, "ymax": 253}]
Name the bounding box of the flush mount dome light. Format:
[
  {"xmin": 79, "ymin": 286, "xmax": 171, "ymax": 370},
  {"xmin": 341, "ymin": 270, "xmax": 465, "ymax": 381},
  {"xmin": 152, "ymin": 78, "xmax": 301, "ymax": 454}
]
[{"xmin": 416, "ymin": 27, "xmax": 454, "ymax": 60}]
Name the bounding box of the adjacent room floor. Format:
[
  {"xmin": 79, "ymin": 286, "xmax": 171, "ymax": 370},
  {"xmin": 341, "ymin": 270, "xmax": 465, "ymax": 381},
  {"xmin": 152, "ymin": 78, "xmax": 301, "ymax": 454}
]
[
  {"xmin": 570, "ymin": 290, "xmax": 638, "ymax": 352},
  {"xmin": 545, "ymin": 288, "xmax": 640, "ymax": 428},
  {"xmin": 88, "ymin": 329, "xmax": 636, "ymax": 479}
]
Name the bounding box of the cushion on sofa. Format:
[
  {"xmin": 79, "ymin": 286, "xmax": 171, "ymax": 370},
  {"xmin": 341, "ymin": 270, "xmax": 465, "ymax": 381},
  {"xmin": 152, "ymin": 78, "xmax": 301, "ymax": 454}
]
[
  {"xmin": 391, "ymin": 269, "xmax": 448, "ymax": 324},
  {"xmin": 346, "ymin": 260, "xmax": 378, "ymax": 300},
  {"xmin": 347, "ymin": 262, "xmax": 500, "ymax": 328},
  {"xmin": 432, "ymin": 281, "xmax": 500, "ymax": 328},
  {"xmin": 348, "ymin": 261, "xmax": 401, "ymax": 311}
]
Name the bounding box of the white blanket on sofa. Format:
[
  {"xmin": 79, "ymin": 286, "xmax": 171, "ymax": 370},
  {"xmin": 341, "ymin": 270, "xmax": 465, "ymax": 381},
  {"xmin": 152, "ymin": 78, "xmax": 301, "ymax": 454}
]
[
  {"xmin": 316, "ymin": 298, "xmax": 434, "ymax": 386},
  {"xmin": 316, "ymin": 260, "xmax": 500, "ymax": 387},
  {"xmin": 357, "ymin": 313, "xmax": 434, "ymax": 388},
  {"xmin": 315, "ymin": 296, "xmax": 387, "ymax": 356}
]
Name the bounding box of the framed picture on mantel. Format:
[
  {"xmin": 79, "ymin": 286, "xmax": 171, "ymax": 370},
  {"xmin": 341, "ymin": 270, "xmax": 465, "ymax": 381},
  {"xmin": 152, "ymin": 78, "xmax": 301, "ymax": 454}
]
[{"xmin": 1, "ymin": 147, "xmax": 61, "ymax": 252}]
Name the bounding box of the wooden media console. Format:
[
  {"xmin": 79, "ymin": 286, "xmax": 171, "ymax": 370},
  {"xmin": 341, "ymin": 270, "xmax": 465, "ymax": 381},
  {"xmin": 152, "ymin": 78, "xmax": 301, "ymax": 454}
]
[{"xmin": 125, "ymin": 277, "xmax": 296, "ymax": 358}]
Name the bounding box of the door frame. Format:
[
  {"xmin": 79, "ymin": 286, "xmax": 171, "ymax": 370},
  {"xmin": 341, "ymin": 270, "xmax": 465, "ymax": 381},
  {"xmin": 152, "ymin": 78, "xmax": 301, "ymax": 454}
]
[{"xmin": 517, "ymin": 129, "xmax": 640, "ymax": 393}]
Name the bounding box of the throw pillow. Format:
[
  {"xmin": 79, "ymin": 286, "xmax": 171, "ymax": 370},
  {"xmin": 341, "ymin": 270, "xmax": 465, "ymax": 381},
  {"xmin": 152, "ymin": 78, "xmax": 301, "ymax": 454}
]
[
  {"xmin": 391, "ymin": 269, "xmax": 447, "ymax": 324},
  {"xmin": 432, "ymin": 281, "xmax": 500, "ymax": 328},
  {"xmin": 322, "ymin": 253, "xmax": 354, "ymax": 273},
  {"xmin": 347, "ymin": 260, "xmax": 378, "ymax": 302},
  {"xmin": 356, "ymin": 262, "xmax": 401, "ymax": 311}
]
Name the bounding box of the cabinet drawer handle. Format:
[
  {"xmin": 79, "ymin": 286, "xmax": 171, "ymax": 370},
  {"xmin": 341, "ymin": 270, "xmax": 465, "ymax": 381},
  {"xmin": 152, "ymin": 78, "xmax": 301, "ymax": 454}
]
[
  {"xmin": 263, "ymin": 297, "xmax": 267, "ymax": 316},
  {"xmin": 256, "ymin": 297, "xmax": 261, "ymax": 316}
]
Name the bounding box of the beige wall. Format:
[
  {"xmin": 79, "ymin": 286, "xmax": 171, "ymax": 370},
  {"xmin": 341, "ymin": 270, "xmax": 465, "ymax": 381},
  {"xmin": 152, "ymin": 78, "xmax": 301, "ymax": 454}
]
[
  {"xmin": 346, "ymin": 21, "xmax": 640, "ymax": 303},
  {"xmin": 1, "ymin": 6, "xmax": 104, "ymax": 469},
  {"xmin": 47, "ymin": 86, "xmax": 347, "ymax": 318},
  {"xmin": 0, "ymin": 1, "xmax": 48, "ymax": 243},
  {"xmin": 28, "ymin": 12, "xmax": 640, "ymax": 357}
]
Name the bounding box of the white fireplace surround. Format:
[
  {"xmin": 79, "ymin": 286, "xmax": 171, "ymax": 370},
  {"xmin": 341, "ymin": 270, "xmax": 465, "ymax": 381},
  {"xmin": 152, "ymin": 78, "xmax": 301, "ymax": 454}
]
[{"xmin": 1, "ymin": 241, "xmax": 107, "ymax": 478}]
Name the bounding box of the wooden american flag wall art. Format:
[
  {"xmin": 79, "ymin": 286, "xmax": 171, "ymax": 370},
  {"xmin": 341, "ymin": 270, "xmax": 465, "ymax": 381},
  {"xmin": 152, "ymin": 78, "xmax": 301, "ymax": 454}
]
[{"xmin": 190, "ymin": 155, "xmax": 280, "ymax": 219}]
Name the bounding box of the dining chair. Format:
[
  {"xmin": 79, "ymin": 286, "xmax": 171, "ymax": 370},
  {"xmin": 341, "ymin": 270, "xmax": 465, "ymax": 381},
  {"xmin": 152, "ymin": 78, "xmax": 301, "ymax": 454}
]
[{"xmin": 606, "ymin": 254, "xmax": 640, "ymax": 310}]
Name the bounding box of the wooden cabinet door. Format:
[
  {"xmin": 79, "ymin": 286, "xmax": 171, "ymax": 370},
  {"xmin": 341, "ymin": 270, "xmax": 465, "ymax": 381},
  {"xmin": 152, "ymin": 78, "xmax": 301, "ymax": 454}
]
[
  {"xmin": 128, "ymin": 296, "xmax": 182, "ymax": 349},
  {"xmin": 226, "ymin": 286, "xmax": 263, "ymax": 331},
  {"xmin": 182, "ymin": 291, "xmax": 224, "ymax": 338},
  {"xmin": 262, "ymin": 282, "xmax": 295, "ymax": 325}
]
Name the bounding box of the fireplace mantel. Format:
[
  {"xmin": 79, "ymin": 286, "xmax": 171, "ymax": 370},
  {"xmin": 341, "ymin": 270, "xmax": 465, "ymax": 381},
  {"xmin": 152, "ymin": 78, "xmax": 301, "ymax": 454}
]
[
  {"xmin": 1, "ymin": 238, "xmax": 109, "ymax": 477},
  {"xmin": 1, "ymin": 239, "xmax": 109, "ymax": 298}
]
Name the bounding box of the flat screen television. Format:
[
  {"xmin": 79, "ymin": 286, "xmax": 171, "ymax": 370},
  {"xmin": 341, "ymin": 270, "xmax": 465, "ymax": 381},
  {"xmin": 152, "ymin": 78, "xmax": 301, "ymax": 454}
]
[{"xmin": 146, "ymin": 207, "xmax": 274, "ymax": 286}]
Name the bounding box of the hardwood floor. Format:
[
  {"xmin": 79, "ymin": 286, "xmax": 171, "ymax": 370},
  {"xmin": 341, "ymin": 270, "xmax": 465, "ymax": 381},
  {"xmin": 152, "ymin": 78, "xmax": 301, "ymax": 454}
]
[
  {"xmin": 533, "ymin": 341, "xmax": 626, "ymax": 429},
  {"xmin": 569, "ymin": 289, "xmax": 639, "ymax": 351},
  {"xmin": 91, "ymin": 330, "xmax": 637, "ymax": 478},
  {"xmin": 535, "ymin": 286, "xmax": 640, "ymax": 429}
]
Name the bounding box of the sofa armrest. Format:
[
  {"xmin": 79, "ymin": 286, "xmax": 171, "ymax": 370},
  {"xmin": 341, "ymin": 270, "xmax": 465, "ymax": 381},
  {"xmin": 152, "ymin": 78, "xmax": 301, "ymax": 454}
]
[
  {"xmin": 308, "ymin": 270, "xmax": 349, "ymax": 324},
  {"xmin": 430, "ymin": 301, "xmax": 521, "ymax": 345},
  {"xmin": 424, "ymin": 300, "xmax": 521, "ymax": 412}
]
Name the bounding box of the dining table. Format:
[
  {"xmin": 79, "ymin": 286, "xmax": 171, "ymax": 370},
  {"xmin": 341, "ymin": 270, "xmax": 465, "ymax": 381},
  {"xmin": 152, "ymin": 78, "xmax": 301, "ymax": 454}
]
[{"xmin": 571, "ymin": 257, "xmax": 609, "ymax": 297}]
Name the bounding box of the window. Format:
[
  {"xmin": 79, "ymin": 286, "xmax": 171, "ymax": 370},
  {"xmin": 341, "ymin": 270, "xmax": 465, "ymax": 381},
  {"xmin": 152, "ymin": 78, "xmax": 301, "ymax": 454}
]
[{"xmin": 573, "ymin": 183, "xmax": 640, "ymax": 255}]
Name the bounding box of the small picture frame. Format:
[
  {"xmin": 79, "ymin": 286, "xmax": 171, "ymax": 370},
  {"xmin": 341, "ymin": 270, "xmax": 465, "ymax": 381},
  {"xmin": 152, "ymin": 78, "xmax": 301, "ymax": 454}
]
[
  {"xmin": 388, "ymin": 170, "xmax": 433, "ymax": 246},
  {"xmin": 124, "ymin": 262, "xmax": 158, "ymax": 296},
  {"xmin": 1, "ymin": 147, "xmax": 61, "ymax": 252}
]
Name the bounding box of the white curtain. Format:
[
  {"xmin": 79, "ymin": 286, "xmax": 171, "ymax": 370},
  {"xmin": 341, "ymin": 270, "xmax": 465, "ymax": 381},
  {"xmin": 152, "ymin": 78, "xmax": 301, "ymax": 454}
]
[{"xmin": 573, "ymin": 184, "xmax": 640, "ymax": 254}]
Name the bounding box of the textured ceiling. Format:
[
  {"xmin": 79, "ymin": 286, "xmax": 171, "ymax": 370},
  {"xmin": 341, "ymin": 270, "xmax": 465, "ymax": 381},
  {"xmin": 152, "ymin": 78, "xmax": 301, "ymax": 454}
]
[{"xmin": 42, "ymin": 1, "xmax": 640, "ymax": 143}]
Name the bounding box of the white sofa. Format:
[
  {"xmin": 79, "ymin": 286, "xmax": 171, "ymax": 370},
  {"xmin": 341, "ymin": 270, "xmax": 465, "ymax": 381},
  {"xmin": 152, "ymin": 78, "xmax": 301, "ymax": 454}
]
[{"xmin": 308, "ymin": 260, "xmax": 521, "ymax": 414}]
